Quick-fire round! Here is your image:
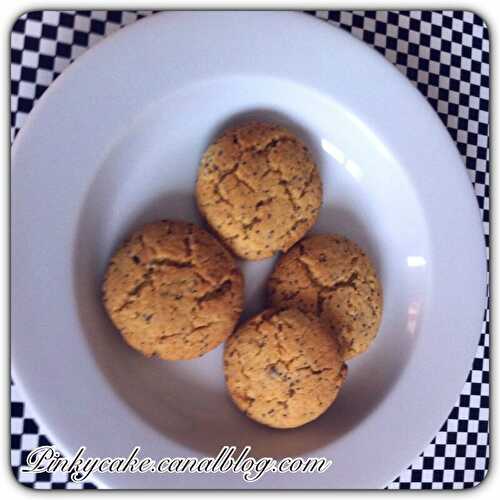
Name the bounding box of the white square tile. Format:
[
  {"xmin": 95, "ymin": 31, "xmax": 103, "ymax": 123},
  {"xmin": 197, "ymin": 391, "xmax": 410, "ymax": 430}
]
[
  {"xmin": 21, "ymin": 50, "xmax": 39, "ymax": 67},
  {"xmin": 25, "ymin": 19, "xmax": 42, "ymax": 37}
]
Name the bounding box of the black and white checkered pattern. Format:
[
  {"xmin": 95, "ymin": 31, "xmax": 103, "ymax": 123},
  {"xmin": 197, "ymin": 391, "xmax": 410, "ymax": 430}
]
[{"xmin": 10, "ymin": 10, "xmax": 489, "ymax": 489}]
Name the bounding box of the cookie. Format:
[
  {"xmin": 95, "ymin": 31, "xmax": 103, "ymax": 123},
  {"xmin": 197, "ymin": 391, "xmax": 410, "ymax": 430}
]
[
  {"xmin": 196, "ymin": 121, "xmax": 322, "ymax": 260},
  {"xmin": 267, "ymin": 235, "xmax": 383, "ymax": 360},
  {"xmin": 224, "ymin": 308, "xmax": 347, "ymax": 429},
  {"xmin": 102, "ymin": 220, "xmax": 244, "ymax": 360}
]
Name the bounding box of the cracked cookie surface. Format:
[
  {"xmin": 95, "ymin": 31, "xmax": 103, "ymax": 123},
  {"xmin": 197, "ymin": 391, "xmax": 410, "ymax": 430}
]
[
  {"xmin": 224, "ymin": 308, "xmax": 347, "ymax": 429},
  {"xmin": 268, "ymin": 235, "xmax": 383, "ymax": 360},
  {"xmin": 196, "ymin": 121, "xmax": 322, "ymax": 260},
  {"xmin": 102, "ymin": 220, "xmax": 244, "ymax": 360}
]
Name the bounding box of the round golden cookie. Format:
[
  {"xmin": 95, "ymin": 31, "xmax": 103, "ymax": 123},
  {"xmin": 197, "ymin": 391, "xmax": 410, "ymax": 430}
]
[
  {"xmin": 267, "ymin": 235, "xmax": 383, "ymax": 360},
  {"xmin": 224, "ymin": 308, "xmax": 347, "ymax": 429},
  {"xmin": 102, "ymin": 220, "xmax": 244, "ymax": 360},
  {"xmin": 196, "ymin": 121, "xmax": 322, "ymax": 260}
]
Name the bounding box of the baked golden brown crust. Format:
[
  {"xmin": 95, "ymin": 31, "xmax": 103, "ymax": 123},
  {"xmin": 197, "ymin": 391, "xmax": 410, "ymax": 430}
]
[
  {"xmin": 267, "ymin": 234, "xmax": 383, "ymax": 360},
  {"xmin": 102, "ymin": 220, "xmax": 244, "ymax": 360},
  {"xmin": 224, "ymin": 308, "xmax": 347, "ymax": 429},
  {"xmin": 196, "ymin": 122, "xmax": 322, "ymax": 260}
]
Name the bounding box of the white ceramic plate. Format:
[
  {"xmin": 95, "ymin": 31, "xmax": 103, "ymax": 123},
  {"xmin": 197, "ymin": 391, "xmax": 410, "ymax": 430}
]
[{"xmin": 12, "ymin": 11, "xmax": 487, "ymax": 489}]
